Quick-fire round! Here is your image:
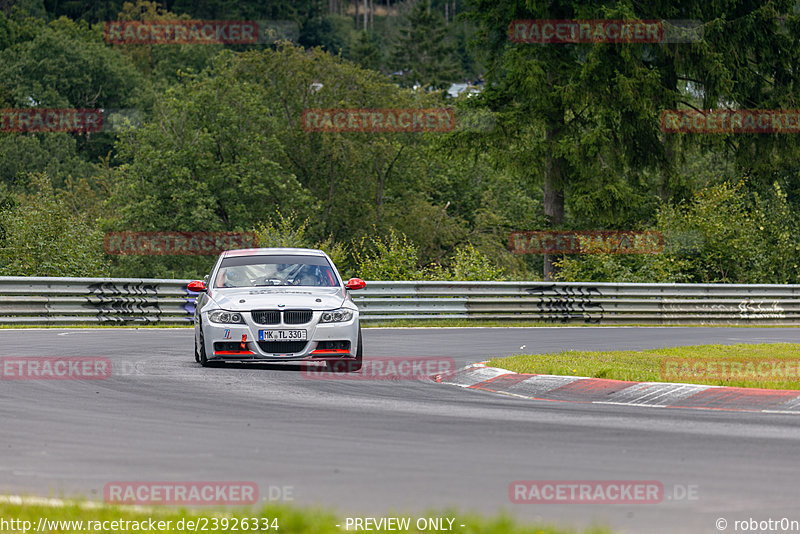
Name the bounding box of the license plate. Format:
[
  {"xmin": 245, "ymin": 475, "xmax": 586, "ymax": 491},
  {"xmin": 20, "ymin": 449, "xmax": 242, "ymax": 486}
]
[{"xmin": 258, "ymin": 330, "xmax": 307, "ymax": 341}]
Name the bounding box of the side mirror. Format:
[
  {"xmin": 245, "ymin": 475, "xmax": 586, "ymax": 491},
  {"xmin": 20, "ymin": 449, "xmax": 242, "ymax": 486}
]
[
  {"xmin": 187, "ymin": 280, "xmax": 207, "ymax": 292},
  {"xmin": 345, "ymin": 278, "xmax": 366, "ymax": 291}
]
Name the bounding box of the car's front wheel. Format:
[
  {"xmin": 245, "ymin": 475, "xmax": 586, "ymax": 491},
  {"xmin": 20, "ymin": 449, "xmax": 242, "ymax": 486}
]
[
  {"xmin": 194, "ymin": 329, "xmax": 201, "ymax": 363},
  {"xmin": 198, "ymin": 327, "xmax": 211, "ymax": 367}
]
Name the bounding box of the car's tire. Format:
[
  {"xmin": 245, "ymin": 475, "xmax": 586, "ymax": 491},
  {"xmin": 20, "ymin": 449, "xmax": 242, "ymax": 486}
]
[
  {"xmin": 326, "ymin": 328, "xmax": 362, "ymax": 372},
  {"xmin": 194, "ymin": 330, "xmax": 201, "ymax": 363},
  {"xmin": 351, "ymin": 329, "xmax": 363, "ymax": 371},
  {"xmin": 198, "ymin": 327, "xmax": 211, "ymax": 367}
]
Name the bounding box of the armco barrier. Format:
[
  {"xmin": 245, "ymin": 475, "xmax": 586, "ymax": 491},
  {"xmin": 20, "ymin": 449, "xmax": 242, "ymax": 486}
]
[
  {"xmin": 0, "ymin": 277, "xmax": 194, "ymax": 325},
  {"xmin": 0, "ymin": 277, "xmax": 797, "ymax": 325}
]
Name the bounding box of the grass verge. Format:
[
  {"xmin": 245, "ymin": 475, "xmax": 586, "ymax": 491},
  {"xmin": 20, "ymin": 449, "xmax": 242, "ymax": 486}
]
[
  {"xmin": 0, "ymin": 499, "xmax": 613, "ymax": 534},
  {"xmin": 488, "ymin": 343, "xmax": 800, "ymax": 390},
  {"xmin": 363, "ymin": 319, "xmax": 552, "ymax": 328}
]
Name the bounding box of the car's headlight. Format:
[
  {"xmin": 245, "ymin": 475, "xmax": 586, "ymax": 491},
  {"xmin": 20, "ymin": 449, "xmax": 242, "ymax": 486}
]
[
  {"xmin": 319, "ymin": 308, "xmax": 354, "ymax": 323},
  {"xmin": 208, "ymin": 310, "xmax": 246, "ymax": 324}
]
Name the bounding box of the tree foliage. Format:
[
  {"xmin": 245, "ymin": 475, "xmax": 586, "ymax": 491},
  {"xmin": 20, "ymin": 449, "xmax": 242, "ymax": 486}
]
[
  {"xmin": 556, "ymin": 181, "xmax": 800, "ymax": 284},
  {"xmin": 0, "ymin": 173, "xmax": 108, "ymax": 276},
  {"xmin": 391, "ymin": 0, "xmax": 459, "ymax": 89},
  {"xmin": 2, "ymin": 0, "xmax": 800, "ymax": 283}
]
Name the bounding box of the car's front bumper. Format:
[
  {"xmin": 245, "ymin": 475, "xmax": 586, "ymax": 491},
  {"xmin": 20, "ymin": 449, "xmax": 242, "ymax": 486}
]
[{"xmin": 201, "ymin": 311, "xmax": 359, "ymax": 362}]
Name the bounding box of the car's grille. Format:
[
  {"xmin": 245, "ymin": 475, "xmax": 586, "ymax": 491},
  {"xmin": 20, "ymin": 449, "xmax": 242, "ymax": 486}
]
[
  {"xmin": 284, "ymin": 309, "xmax": 313, "ymax": 324},
  {"xmin": 251, "ymin": 310, "xmax": 280, "ymax": 325},
  {"xmin": 251, "ymin": 309, "xmax": 313, "ymax": 325},
  {"xmin": 258, "ymin": 341, "xmax": 308, "ymax": 354}
]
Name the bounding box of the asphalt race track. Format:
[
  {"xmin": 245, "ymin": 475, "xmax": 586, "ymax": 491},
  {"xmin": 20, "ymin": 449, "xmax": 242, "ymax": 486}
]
[{"xmin": 3, "ymin": 327, "xmax": 800, "ymax": 534}]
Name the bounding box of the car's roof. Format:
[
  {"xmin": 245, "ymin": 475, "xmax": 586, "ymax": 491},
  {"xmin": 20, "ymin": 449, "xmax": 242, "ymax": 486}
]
[{"xmin": 222, "ymin": 247, "xmax": 326, "ymax": 258}]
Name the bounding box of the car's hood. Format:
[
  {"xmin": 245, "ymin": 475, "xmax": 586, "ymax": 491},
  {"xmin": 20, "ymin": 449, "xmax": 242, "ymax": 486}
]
[{"xmin": 208, "ymin": 286, "xmax": 347, "ymax": 311}]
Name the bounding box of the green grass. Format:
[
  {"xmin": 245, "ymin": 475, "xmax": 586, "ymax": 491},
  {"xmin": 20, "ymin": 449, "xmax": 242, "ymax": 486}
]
[
  {"xmin": 362, "ymin": 320, "xmax": 799, "ymax": 328},
  {"xmin": 0, "ymin": 498, "xmax": 613, "ymax": 534},
  {"xmin": 363, "ymin": 319, "xmax": 553, "ymax": 328},
  {"xmin": 488, "ymin": 343, "xmax": 800, "ymax": 390}
]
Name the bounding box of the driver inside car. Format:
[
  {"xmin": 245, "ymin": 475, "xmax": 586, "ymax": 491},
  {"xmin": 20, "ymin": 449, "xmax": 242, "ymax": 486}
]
[
  {"xmin": 291, "ymin": 265, "xmax": 320, "ymax": 286},
  {"xmin": 218, "ymin": 267, "xmax": 247, "ymax": 288}
]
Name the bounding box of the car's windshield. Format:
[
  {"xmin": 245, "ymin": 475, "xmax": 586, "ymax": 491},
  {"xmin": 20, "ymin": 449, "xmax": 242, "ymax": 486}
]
[{"xmin": 213, "ymin": 254, "xmax": 338, "ymax": 288}]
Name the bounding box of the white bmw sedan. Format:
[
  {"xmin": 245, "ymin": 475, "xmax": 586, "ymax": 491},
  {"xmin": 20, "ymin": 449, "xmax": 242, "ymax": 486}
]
[{"xmin": 188, "ymin": 248, "xmax": 365, "ymax": 370}]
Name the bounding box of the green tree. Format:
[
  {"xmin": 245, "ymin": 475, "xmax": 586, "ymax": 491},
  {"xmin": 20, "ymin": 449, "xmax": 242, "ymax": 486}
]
[
  {"xmin": 105, "ymin": 51, "xmax": 313, "ymax": 277},
  {"xmin": 353, "ymin": 228, "xmax": 422, "ymax": 280},
  {"xmin": 299, "ymin": 14, "xmax": 352, "ymax": 54},
  {"xmin": 0, "ymin": 11, "xmax": 15, "ymax": 51},
  {"xmin": 464, "ymin": 0, "xmax": 800, "ymax": 280},
  {"xmin": 230, "ymin": 43, "xmax": 443, "ymax": 243},
  {"xmin": 350, "ymin": 30, "xmax": 381, "ymax": 71},
  {"xmin": 463, "ymin": 1, "xmax": 681, "ymax": 278},
  {"xmin": 253, "ymin": 211, "xmax": 349, "ymax": 274},
  {"xmin": 555, "ymin": 180, "xmax": 800, "ymax": 284},
  {"xmin": 0, "ymin": 15, "xmax": 149, "ymax": 169},
  {"xmin": 39, "ymin": 0, "xmax": 124, "ymax": 22},
  {"xmin": 103, "ymin": 43, "xmax": 460, "ymax": 277},
  {"xmin": 0, "ymin": 133, "xmax": 96, "ymax": 189},
  {"xmin": 0, "ymin": 173, "xmax": 108, "ymax": 276},
  {"xmin": 112, "ymin": 1, "xmax": 222, "ymax": 87},
  {"xmin": 392, "ymin": 0, "xmax": 460, "ymax": 89},
  {"xmin": 441, "ymin": 244, "xmax": 506, "ymax": 281},
  {"xmin": 0, "ymin": 17, "xmax": 144, "ymax": 109}
]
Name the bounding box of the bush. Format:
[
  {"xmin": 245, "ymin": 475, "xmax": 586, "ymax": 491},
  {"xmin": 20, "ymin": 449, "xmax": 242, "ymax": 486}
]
[
  {"xmin": 438, "ymin": 244, "xmax": 506, "ymax": 281},
  {"xmin": 315, "ymin": 235, "xmax": 350, "ymax": 277},
  {"xmin": 555, "ymin": 252, "xmax": 690, "ymax": 283},
  {"xmin": 352, "ymin": 229, "xmax": 507, "ymax": 281},
  {"xmin": 253, "ymin": 211, "xmax": 352, "ymax": 276},
  {"xmin": 254, "ymin": 211, "xmax": 312, "ymax": 249},
  {"xmin": 352, "ymin": 228, "xmax": 422, "ymax": 280},
  {"xmin": 554, "ymin": 180, "xmax": 800, "ymax": 284},
  {"xmin": 0, "ymin": 173, "xmax": 108, "ymax": 276}
]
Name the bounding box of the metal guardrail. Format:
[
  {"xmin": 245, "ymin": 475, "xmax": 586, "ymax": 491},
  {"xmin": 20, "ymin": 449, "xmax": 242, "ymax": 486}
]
[
  {"xmin": 0, "ymin": 277, "xmax": 797, "ymax": 325},
  {"xmin": 358, "ymin": 281, "xmax": 800, "ymax": 324},
  {"xmin": 0, "ymin": 277, "xmax": 193, "ymax": 325}
]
